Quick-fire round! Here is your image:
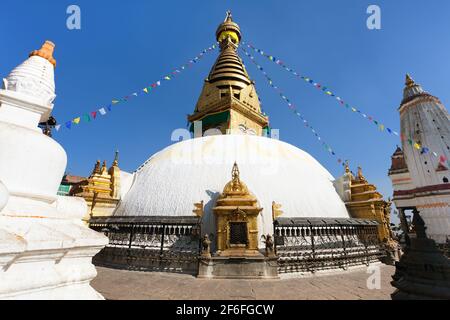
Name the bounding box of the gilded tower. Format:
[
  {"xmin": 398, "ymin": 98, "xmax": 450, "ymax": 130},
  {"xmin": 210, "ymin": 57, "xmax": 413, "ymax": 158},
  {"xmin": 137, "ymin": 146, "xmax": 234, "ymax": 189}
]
[
  {"xmin": 70, "ymin": 152, "xmax": 122, "ymax": 223},
  {"xmin": 188, "ymin": 11, "xmax": 269, "ymax": 136}
]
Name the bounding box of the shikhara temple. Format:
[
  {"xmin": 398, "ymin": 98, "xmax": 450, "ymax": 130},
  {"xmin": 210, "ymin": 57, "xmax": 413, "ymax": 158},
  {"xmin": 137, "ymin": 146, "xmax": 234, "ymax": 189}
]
[
  {"xmin": 0, "ymin": 11, "xmax": 449, "ymax": 299},
  {"xmin": 388, "ymin": 74, "xmax": 450, "ymax": 246}
]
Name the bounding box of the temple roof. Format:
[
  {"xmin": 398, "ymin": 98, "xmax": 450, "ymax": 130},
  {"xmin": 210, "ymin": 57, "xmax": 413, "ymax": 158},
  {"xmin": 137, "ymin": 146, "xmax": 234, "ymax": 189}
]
[
  {"xmin": 392, "ymin": 146, "xmax": 404, "ymax": 157},
  {"xmin": 401, "ymin": 73, "xmax": 434, "ymax": 105}
]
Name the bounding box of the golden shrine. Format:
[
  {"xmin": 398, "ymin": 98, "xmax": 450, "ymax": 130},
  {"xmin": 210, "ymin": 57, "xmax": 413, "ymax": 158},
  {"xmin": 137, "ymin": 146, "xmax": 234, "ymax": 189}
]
[
  {"xmin": 70, "ymin": 151, "xmax": 121, "ymax": 223},
  {"xmin": 213, "ymin": 162, "xmax": 263, "ymax": 257},
  {"xmin": 343, "ymin": 164, "xmax": 397, "ymax": 249}
]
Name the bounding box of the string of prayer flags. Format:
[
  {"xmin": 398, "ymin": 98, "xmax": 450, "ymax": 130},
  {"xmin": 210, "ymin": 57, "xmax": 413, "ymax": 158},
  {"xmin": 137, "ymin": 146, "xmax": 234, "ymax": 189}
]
[
  {"xmin": 52, "ymin": 44, "xmax": 218, "ymax": 133},
  {"xmin": 242, "ymin": 41, "xmax": 398, "ymax": 136},
  {"xmin": 241, "ymin": 46, "xmax": 346, "ymax": 167},
  {"xmin": 243, "ymin": 41, "xmax": 450, "ymax": 167}
]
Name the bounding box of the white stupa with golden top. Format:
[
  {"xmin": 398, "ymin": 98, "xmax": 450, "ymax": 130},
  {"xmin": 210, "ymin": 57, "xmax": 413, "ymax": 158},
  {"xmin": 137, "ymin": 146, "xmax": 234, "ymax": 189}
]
[{"xmin": 0, "ymin": 41, "xmax": 107, "ymax": 299}]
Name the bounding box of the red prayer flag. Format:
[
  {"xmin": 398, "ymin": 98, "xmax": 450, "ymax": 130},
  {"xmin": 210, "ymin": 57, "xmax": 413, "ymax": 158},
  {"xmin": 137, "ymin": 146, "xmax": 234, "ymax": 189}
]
[{"xmin": 91, "ymin": 111, "xmax": 97, "ymax": 119}]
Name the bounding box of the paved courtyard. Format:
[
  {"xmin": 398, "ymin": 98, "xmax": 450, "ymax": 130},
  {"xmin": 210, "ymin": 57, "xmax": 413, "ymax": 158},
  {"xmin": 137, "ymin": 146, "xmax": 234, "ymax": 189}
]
[{"xmin": 91, "ymin": 264, "xmax": 396, "ymax": 300}]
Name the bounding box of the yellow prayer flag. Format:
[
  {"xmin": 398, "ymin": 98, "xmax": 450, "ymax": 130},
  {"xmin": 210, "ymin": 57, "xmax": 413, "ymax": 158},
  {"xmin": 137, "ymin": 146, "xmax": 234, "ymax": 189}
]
[
  {"xmin": 413, "ymin": 143, "xmax": 421, "ymax": 150},
  {"xmin": 73, "ymin": 117, "xmax": 81, "ymax": 124},
  {"xmin": 143, "ymin": 88, "xmax": 148, "ymax": 93}
]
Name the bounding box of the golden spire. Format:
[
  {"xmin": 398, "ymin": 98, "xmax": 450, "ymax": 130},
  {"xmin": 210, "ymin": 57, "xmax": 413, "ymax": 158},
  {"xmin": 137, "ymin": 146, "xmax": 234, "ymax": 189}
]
[
  {"xmin": 93, "ymin": 160, "xmax": 101, "ymax": 175},
  {"xmin": 187, "ymin": 12, "xmax": 268, "ymax": 135},
  {"xmin": 405, "ymin": 73, "xmax": 415, "ymax": 88},
  {"xmin": 101, "ymin": 160, "xmax": 108, "ymax": 174},
  {"xmin": 357, "ymin": 166, "xmax": 367, "ymax": 182},
  {"xmin": 113, "ymin": 150, "xmax": 119, "ymax": 167},
  {"xmin": 231, "ymin": 161, "xmax": 241, "ymax": 191},
  {"xmin": 29, "ymin": 40, "xmax": 56, "ymax": 67},
  {"xmin": 344, "ymin": 160, "xmax": 350, "ymax": 174}
]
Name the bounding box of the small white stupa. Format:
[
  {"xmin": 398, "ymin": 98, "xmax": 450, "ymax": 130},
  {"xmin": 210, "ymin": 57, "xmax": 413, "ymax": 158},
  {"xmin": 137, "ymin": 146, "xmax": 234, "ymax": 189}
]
[{"xmin": 0, "ymin": 41, "xmax": 107, "ymax": 299}]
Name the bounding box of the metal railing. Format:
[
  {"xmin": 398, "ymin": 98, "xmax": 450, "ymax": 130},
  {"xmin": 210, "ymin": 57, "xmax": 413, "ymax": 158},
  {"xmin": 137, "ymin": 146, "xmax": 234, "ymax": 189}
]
[
  {"xmin": 274, "ymin": 218, "xmax": 383, "ymax": 273},
  {"xmin": 90, "ymin": 216, "xmax": 201, "ymax": 274}
]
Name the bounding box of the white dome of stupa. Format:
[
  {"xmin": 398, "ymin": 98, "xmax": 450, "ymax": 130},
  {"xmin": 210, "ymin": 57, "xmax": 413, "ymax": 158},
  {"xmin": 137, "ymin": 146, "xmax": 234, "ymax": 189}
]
[{"xmin": 115, "ymin": 134, "xmax": 350, "ymax": 242}]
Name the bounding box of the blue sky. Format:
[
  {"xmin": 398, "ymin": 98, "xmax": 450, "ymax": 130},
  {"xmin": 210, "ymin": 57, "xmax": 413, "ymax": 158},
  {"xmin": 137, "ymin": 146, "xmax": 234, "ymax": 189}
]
[{"xmin": 2, "ymin": 0, "xmax": 450, "ymax": 209}]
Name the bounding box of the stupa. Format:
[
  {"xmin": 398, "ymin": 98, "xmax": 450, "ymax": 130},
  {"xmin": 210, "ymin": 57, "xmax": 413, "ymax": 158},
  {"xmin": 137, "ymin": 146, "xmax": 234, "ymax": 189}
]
[
  {"xmin": 0, "ymin": 41, "xmax": 107, "ymax": 299},
  {"xmin": 89, "ymin": 12, "xmax": 395, "ymax": 278}
]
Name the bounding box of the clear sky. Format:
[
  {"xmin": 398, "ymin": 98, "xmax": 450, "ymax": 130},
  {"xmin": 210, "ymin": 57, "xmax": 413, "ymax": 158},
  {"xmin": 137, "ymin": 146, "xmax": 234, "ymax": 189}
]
[{"xmin": 2, "ymin": 0, "xmax": 450, "ymax": 217}]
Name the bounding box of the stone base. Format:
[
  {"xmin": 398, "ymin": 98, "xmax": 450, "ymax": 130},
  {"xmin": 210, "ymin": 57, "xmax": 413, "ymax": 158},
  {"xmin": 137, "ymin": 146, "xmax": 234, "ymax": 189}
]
[
  {"xmin": 0, "ymin": 197, "xmax": 108, "ymax": 300},
  {"xmin": 197, "ymin": 255, "xmax": 279, "ymax": 279}
]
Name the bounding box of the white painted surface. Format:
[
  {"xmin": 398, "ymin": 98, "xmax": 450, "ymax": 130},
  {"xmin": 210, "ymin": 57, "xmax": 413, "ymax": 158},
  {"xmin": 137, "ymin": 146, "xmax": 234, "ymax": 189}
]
[
  {"xmin": 116, "ymin": 134, "xmax": 350, "ymax": 246},
  {"xmin": 393, "ymin": 81, "xmax": 450, "ymax": 243},
  {"xmin": 0, "ymin": 46, "xmax": 107, "ymax": 299},
  {"xmin": 0, "ymin": 180, "xmax": 8, "ymax": 212}
]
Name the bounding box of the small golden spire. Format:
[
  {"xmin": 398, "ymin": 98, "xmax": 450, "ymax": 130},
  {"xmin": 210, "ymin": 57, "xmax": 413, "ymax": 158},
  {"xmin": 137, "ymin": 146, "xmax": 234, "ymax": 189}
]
[
  {"xmin": 405, "ymin": 73, "xmax": 415, "ymax": 88},
  {"xmin": 29, "ymin": 40, "xmax": 56, "ymax": 67},
  {"xmin": 357, "ymin": 166, "xmax": 367, "ymax": 182},
  {"xmin": 113, "ymin": 150, "xmax": 119, "ymax": 167},
  {"xmin": 101, "ymin": 160, "xmax": 108, "ymax": 174},
  {"xmin": 93, "ymin": 160, "xmax": 101, "ymax": 174},
  {"xmin": 232, "ymin": 161, "xmax": 240, "ymax": 179},
  {"xmin": 344, "ymin": 160, "xmax": 350, "ymax": 174},
  {"xmin": 231, "ymin": 162, "xmax": 242, "ymax": 191}
]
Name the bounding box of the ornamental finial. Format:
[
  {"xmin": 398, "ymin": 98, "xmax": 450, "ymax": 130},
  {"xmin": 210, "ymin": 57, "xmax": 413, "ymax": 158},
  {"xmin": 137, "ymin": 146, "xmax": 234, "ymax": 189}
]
[
  {"xmin": 101, "ymin": 160, "xmax": 108, "ymax": 173},
  {"xmin": 93, "ymin": 160, "xmax": 101, "ymax": 174},
  {"xmin": 225, "ymin": 10, "xmax": 232, "ymax": 22},
  {"xmin": 29, "ymin": 40, "xmax": 56, "ymax": 67},
  {"xmin": 344, "ymin": 160, "xmax": 350, "ymax": 174},
  {"xmin": 357, "ymin": 166, "xmax": 367, "ymax": 182},
  {"xmin": 405, "ymin": 73, "xmax": 415, "ymax": 88},
  {"xmin": 232, "ymin": 161, "xmax": 240, "ymax": 180},
  {"xmin": 113, "ymin": 150, "xmax": 119, "ymax": 166}
]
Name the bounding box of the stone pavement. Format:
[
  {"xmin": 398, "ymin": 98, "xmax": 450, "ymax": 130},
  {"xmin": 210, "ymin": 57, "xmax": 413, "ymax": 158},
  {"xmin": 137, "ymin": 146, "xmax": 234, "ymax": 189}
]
[{"xmin": 91, "ymin": 264, "xmax": 396, "ymax": 300}]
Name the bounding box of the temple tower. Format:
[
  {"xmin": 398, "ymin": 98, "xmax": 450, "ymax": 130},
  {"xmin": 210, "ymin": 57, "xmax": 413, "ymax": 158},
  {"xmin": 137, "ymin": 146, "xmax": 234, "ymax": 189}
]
[
  {"xmin": 389, "ymin": 75, "xmax": 450, "ymax": 244},
  {"xmin": 70, "ymin": 152, "xmax": 121, "ymax": 223},
  {"xmin": 108, "ymin": 151, "xmax": 121, "ymax": 199},
  {"xmin": 336, "ymin": 164, "xmax": 397, "ymax": 252},
  {"xmin": 188, "ymin": 11, "xmax": 269, "ymax": 136}
]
